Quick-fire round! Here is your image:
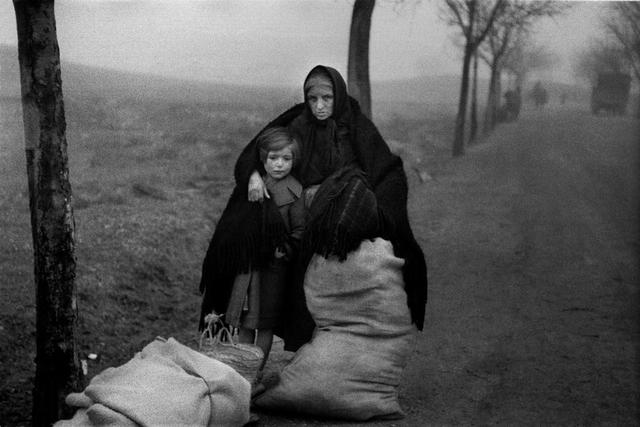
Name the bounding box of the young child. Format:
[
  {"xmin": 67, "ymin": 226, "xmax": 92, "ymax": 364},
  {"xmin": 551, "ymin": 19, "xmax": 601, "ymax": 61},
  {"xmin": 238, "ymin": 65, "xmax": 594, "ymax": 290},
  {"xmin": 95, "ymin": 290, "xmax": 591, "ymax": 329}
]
[{"xmin": 224, "ymin": 126, "xmax": 305, "ymax": 377}]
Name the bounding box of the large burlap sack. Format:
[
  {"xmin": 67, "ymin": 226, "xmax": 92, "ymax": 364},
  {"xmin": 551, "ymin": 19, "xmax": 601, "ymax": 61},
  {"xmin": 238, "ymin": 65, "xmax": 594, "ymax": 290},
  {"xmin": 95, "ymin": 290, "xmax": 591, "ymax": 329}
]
[
  {"xmin": 55, "ymin": 337, "xmax": 250, "ymax": 427},
  {"xmin": 254, "ymin": 238, "xmax": 416, "ymax": 420}
]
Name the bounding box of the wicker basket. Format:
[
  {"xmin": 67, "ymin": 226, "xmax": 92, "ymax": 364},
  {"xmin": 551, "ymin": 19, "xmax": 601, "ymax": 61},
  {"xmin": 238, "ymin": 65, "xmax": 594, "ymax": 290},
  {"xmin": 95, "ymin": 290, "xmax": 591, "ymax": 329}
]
[{"xmin": 199, "ymin": 314, "xmax": 264, "ymax": 384}]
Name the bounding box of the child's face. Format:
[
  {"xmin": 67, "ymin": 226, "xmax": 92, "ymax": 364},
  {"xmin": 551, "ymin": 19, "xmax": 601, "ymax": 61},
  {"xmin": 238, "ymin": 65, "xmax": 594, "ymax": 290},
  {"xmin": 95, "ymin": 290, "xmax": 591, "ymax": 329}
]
[{"xmin": 264, "ymin": 146, "xmax": 293, "ymax": 180}]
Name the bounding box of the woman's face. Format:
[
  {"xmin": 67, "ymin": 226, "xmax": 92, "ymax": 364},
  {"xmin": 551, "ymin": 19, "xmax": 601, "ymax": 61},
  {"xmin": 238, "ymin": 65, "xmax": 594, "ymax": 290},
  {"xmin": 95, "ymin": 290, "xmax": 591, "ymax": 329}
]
[
  {"xmin": 306, "ymin": 85, "xmax": 334, "ymax": 121},
  {"xmin": 264, "ymin": 146, "xmax": 293, "ymax": 180}
]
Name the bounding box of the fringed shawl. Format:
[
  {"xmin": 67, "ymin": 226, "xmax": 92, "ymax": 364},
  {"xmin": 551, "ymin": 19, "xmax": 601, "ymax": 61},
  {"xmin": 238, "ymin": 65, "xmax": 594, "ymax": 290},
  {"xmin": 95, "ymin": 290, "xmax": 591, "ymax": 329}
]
[
  {"xmin": 198, "ymin": 192, "xmax": 287, "ymax": 328},
  {"xmin": 301, "ymin": 166, "xmax": 379, "ymax": 262}
]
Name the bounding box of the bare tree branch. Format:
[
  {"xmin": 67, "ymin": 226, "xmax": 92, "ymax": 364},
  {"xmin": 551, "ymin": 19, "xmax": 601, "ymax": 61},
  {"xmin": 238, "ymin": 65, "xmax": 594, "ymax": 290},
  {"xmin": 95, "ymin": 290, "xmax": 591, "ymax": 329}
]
[{"xmin": 603, "ymin": 2, "xmax": 640, "ymax": 82}]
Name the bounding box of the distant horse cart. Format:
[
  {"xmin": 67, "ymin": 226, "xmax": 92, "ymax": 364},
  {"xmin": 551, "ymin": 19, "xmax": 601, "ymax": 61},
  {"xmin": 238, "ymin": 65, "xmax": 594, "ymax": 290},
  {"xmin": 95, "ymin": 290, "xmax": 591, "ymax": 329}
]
[{"xmin": 591, "ymin": 72, "xmax": 631, "ymax": 115}]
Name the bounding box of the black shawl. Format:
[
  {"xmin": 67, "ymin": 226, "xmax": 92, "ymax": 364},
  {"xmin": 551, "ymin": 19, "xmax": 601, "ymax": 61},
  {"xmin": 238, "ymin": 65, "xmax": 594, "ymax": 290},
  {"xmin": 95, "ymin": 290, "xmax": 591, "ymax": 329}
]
[{"xmin": 199, "ymin": 66, "xmax": 428, "ymax": 350}]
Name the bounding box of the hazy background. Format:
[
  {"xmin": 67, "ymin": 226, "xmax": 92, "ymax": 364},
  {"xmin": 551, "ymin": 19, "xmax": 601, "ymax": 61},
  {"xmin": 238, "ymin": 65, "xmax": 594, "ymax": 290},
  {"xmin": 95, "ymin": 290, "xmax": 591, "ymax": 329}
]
[{"xmin": 0, "ymin": 0, "xmax": 605, "ymax": 87}]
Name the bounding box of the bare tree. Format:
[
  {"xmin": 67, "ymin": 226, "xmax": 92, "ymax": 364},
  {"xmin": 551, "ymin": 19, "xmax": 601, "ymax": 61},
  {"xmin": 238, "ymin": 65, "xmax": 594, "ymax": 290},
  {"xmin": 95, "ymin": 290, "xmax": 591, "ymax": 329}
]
[
  {"xmin": 12, "ymin": 0, "xmax": 82, "ymax": 424},
  {"xmin": 469, "ymin": 49, "xmax": 479, "ymax": 143},
  {"xmin": 479, "ymin": 0, "xmax": 567, "ymax": 133},
  {"xmin": 348, "ymin": 0, "xmax": 376, "ymax": 119},
  {"xmin": 481, "ymin": 20, "xmax": 513, "ymax": 133},
  {"xmin": 504, "ymin": 38, "xmax": 556, "ymax": 94},
  {"xmin": 573, "ymin": 40, "xmax": 628, "ymax": 85},
  {"xmin": 603, "ymin": 2, "xmax": 640, "ymax": 83},
  {"xmin": 603, "ymin": 2, "xmax": 640, "ymax": 116},
  {"xmin": 441, "ymin": 0, "xmax": 505, "ymax": 157}
]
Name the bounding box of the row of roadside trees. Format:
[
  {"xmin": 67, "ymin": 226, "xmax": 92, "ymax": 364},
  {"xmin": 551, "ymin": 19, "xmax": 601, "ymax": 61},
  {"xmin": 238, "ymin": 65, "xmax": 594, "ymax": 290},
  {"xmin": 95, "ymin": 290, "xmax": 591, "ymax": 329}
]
[
  {"xmin": 346, "ymin": 0, "xmax": 568, "ymax": 157},
  {"xmin": 440, "ymin": 0, "xmax": 569, "ymax": 156}
]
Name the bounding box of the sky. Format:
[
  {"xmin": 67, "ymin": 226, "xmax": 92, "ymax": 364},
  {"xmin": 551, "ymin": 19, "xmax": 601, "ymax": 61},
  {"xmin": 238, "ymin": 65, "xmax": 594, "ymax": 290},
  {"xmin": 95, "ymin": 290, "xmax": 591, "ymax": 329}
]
[{"xmin": 0, "ymin": 0, "xmax": 607, "ymax": 86}]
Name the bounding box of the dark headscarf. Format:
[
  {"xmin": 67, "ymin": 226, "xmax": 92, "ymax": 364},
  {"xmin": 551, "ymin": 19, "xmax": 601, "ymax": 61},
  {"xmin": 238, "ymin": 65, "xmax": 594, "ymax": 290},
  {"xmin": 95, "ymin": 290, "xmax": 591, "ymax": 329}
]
[
  {"xmin": 303, "ymin": 65, "xmax": 349, "ymax": 118},
  {"xmin": 290, "ymin": 65, "xmax": 356, "ymax": 187}
]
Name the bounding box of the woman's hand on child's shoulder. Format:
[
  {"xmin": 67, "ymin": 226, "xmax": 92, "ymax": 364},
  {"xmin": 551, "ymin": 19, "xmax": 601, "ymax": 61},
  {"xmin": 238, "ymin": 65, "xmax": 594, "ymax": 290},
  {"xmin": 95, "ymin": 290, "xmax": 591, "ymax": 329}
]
[
  {"xmin": 274, "ymin": 247, "xmax": 287, "ymax": 259},
  {"xmin": 248, "ymin": 171, "xmax": 270, "ymax": 202}
]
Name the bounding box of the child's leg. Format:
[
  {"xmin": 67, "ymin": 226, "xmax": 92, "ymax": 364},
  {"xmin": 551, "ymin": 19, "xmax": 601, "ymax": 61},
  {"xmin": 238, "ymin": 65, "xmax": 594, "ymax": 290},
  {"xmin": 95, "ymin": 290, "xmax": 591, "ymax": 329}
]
[
  {"xmin": 236, "ymin": 327, "xmax": 272, "ymax": 394},
  {"xmin": 254, "ymin": 329, "xmax": 274, "ymax": 371},
  {"xmin": 253, "ymin": 257, "xmax": 286, "ymax": 370},
  {"xmin": 237, "ymin": 326, "xmax": 255, "ymax": 345},
  {"xmin": 236, "ymin": 327, "xmax": 273, "ymax": 369},
  {"xmin": 237, "ymin": 327, "xmax": 273, "ymax": 369}
]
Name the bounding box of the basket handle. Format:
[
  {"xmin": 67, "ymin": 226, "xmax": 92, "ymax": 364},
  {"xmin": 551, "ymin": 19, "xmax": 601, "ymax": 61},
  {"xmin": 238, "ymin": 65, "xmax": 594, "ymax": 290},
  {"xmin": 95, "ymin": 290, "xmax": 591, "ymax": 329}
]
[{"xmin": 199, "ymin": 312, "xmax": 237, "ymax": 349}]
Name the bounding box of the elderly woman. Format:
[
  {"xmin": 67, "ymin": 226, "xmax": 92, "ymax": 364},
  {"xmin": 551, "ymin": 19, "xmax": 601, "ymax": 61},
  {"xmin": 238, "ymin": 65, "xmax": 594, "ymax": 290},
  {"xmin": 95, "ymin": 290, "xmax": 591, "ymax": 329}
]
[{"xmin": 199, "ymin": 65, "xmax": 427, "ymax": 353}]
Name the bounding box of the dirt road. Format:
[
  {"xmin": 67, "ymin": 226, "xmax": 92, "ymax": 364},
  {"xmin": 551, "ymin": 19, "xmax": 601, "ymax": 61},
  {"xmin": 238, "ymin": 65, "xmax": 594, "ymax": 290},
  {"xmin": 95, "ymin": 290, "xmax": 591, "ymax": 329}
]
[{"xmin": 259, "ymin": 107, "xmax": 639, "ymax": 426}]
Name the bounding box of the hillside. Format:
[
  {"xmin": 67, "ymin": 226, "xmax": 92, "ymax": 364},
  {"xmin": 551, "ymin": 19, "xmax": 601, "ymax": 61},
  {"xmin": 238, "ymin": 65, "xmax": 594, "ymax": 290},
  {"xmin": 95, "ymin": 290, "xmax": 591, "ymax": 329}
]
[
  {"xmin": 374, "ymin": 74, "xmax": 480, "ymax": 105},
  {"xmin": 0, "ymin": 44, "xmax": 298, "ymax": 106},
  {"xmin": 1, "ymin": 44, "xmax": 464, "ymax": 108}
]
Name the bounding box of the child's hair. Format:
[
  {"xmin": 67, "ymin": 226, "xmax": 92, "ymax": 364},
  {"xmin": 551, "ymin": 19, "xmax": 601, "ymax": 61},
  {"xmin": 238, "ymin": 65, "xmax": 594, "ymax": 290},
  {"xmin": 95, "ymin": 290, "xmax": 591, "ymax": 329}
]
[{"xmin": 256, "ymin": 126, "xmax": 300, "ymax": 166}]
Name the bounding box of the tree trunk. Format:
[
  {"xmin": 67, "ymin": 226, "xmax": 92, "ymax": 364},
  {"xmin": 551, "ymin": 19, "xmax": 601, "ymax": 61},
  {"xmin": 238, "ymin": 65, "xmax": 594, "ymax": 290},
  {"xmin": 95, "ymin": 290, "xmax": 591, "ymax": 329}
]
[
  {"xmin": 483, "ymin": 62, "xmax": 500, "ymax": 134},
  {"xmin": 13, "ymin": 0, "xmax": 83, "ymax": 425},
  {"xmin": 515, "ymin": 71, "xmax": 525, "ymax": 94},
  {"xmin": 348, "ymin": 0, "xmax": 375, "ymax": 119},
  {"xmin": 469, "ymin": 49, "xmax": 479, "ymax": 144},
  {"xmin": 452, "ymin": 41, "xmax": 473, "ymax": 157},
  {"xmin": 495, "ymin": 70, "xmax": 502, "ymax": 124}
]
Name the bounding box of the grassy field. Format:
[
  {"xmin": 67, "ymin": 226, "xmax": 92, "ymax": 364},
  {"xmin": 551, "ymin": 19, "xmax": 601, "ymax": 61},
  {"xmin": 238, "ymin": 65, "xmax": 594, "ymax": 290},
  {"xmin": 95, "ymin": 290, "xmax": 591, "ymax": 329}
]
[{"xmin": 0, "ymin": 73, "xmax": 457, "ymax": 424}]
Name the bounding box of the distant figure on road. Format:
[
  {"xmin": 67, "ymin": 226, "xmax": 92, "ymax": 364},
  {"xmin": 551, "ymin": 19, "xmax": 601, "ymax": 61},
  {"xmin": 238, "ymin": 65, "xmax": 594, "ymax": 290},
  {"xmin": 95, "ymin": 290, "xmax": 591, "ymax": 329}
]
[
  {"xmin": 531, "ymin": 81, "xmax": 548, "ymax": 108},
  {"xmin": 502, "ymin": 86, "xmax": 522, "ymax": 121},
  {"xmin": 560, "ymin": 91, "xmax": 568, "ymax": 105}
]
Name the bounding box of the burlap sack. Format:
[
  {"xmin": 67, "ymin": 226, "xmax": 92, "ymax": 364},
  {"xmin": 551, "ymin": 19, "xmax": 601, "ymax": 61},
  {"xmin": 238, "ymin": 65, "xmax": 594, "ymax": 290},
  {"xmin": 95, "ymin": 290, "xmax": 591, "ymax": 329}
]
[
  {"xmin": 254, "ymin": 238, "xmax": 416, "ymax": 420},
  {"xmin": 55, "ymin": 337, "xmax": 251, "ymax": 427}
]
